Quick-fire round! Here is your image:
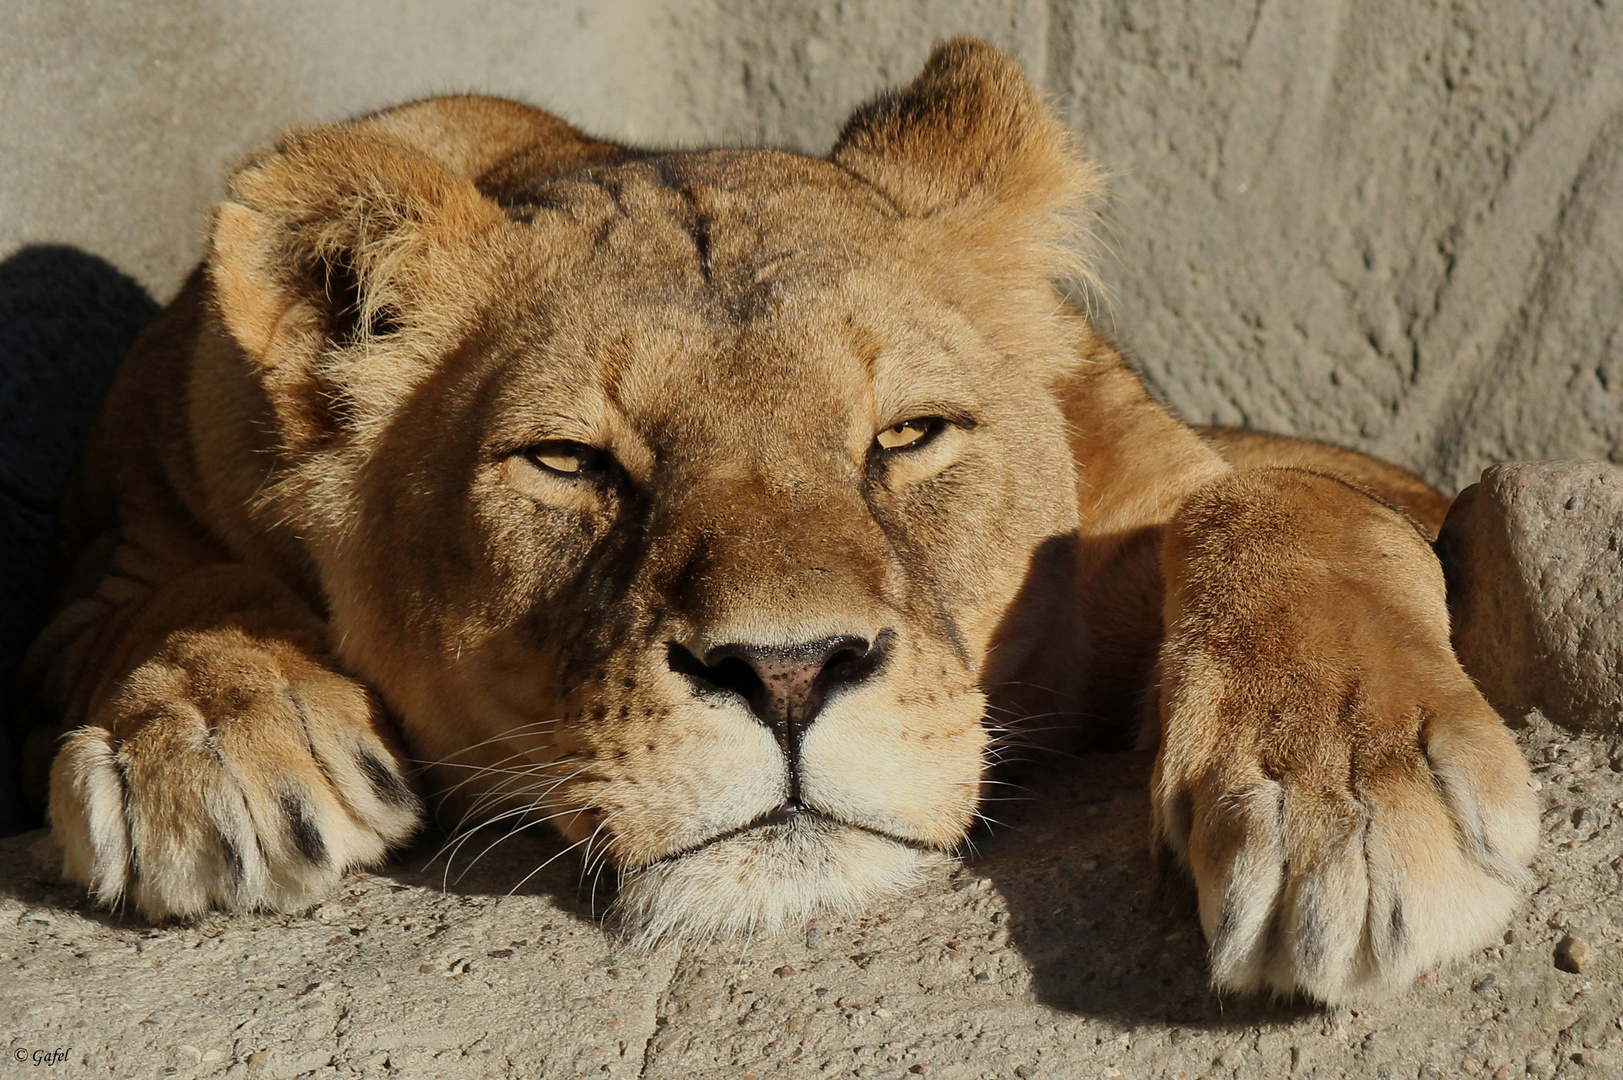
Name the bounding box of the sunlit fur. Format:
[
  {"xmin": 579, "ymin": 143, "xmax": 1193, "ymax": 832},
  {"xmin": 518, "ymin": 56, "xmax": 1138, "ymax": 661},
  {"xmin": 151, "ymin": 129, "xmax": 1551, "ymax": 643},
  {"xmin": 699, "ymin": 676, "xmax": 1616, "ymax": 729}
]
[{"xmin": 18, "ymin": 41, "xmax": 1535, "ymax": 1003}]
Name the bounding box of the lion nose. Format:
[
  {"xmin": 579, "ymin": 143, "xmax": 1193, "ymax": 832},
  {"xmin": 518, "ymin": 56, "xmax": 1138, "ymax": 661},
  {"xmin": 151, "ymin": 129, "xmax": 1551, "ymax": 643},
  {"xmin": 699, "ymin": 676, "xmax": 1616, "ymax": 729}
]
[{"xmin": 668, "ymin": 632, "xmax": 891, "ymax": 754}]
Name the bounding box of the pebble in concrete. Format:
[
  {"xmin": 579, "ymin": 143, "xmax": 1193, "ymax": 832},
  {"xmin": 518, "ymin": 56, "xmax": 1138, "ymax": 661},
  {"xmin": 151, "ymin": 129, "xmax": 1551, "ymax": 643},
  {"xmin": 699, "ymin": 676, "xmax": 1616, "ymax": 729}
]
[{"xmin": 1555, "ymin": 935, "xmax": 1592, "ymax": 974}]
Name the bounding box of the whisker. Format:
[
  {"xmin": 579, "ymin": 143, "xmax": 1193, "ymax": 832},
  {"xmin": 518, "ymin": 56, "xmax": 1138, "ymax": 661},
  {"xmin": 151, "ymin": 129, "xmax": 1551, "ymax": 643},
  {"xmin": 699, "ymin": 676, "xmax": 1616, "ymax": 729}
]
[
  {"xmin": 426, "ymin": 765, "xmax": 594, "ymax": 875},
  {"xmin": 453, "ymin": 805, "xmax": 594, "ymax": 887},
  {"xmin": 502, "ymin": 833, "xmax": 594, "ymax": 898},
  {"xmin": 441, "ymin": 762, "xmax": 592, "ymax": 826},
  {"xmin": 411, "ymin": 719, "xmax": 569, "ymax": 767}
]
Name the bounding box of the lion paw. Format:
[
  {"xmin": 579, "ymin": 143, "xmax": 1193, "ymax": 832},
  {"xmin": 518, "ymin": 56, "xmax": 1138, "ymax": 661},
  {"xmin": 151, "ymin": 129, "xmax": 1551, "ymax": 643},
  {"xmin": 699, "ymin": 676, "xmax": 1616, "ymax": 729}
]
[
  {"xmin": 48, "ymin": 631, "xmax": 422, "ymax": 919},
  {"xmin": 1153, "ymin": 688, "xmax": 1538, "ymax": 1004},
  {"xmin": 1154, "ymin": 468, "xmax": 1541, "ymax": 1003}
]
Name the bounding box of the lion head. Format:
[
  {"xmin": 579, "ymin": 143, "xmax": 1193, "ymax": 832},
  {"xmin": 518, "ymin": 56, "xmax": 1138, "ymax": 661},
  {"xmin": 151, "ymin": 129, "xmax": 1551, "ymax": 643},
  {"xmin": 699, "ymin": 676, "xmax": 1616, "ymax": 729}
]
[{"xmin": 203, "ymin": 40, "xmax": 1099, "ymax": 941}]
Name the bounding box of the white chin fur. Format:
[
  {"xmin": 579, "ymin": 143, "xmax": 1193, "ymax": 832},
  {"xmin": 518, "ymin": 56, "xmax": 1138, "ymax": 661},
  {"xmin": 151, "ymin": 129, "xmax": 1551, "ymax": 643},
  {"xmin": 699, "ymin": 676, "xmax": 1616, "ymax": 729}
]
[{"xmin": 613, "ymin": 815, "xmax": 947, "ymax": 948}]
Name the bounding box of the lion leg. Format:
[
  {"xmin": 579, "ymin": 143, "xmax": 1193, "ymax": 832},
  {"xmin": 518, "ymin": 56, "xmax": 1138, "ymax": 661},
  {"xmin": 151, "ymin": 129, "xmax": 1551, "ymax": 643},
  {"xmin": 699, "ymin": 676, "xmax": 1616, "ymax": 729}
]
[
  {"xmin": 1149, "ymin": 468, "xmax": 1537, "ymax": 1003},
  {"xmin": 47, "ymin": 564, "xmax": 422, "ymax": 919}
]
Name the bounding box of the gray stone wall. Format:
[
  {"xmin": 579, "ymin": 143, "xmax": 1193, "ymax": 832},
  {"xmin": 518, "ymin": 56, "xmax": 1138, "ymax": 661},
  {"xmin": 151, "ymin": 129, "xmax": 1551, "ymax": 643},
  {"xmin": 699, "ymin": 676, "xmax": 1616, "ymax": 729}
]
[{"xmin": 4, "ymin": 1, "xmax": 1622, "ymax": 825}]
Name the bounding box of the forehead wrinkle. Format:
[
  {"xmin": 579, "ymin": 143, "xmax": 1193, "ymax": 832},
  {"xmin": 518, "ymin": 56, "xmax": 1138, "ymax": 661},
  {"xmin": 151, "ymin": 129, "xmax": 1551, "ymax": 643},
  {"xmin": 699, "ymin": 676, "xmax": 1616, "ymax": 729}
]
[
  {"xmin": 601, "ymin": 303, "xmax": 733, "ymax": 440},
  {"xmin": 827, "ymin": 281, "xmax": 987, "ymax": 426}
]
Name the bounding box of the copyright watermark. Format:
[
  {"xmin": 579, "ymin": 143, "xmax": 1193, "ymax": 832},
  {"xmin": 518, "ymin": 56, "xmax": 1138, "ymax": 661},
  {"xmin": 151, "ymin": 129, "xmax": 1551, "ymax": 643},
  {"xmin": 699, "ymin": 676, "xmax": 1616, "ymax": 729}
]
[{"xmin": 11, "ymin": 1048, "xmax": 71, "ymax": 1066}]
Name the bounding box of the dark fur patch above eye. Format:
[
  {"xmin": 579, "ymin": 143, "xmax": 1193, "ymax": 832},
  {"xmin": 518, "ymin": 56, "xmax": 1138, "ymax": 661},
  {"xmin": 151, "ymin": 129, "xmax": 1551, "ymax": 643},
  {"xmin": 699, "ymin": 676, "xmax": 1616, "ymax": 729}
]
[
  {"xmin": 280, "ymin": 791, "xmax": 329, "ymax": 866},
  {"xmin": 359, "ymin": 752, "xmax": 416, "ymax": 809}
]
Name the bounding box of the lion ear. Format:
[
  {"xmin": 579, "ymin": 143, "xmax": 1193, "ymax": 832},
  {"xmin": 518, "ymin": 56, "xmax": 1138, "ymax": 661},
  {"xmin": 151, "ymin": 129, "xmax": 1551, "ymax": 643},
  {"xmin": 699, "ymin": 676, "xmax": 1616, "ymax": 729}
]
[
  {"xmin": 830, "ymin": 39, "xmax": 1095, "ymax": 272},
  {"xmin": 207, "ymin": 96, "xmax": 609, "ymax": 449}
]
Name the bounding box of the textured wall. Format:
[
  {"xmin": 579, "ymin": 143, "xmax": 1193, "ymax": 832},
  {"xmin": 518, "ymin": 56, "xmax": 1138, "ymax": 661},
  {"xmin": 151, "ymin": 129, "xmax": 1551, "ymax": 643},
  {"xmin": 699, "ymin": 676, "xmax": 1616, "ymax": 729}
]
[
  {"xmin": 1054, "ymin": 0, "xmax": 1623, "ymax": 491},
  {"xmin": 4, "ymin": 0, "xmax": 1622, "ymax": 825}
]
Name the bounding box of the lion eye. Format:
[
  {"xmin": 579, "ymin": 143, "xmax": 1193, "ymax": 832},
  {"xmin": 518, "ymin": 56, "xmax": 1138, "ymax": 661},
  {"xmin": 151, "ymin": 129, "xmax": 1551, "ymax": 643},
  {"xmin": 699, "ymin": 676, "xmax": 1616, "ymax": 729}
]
[
  {"xmin": 875, "ymin": 418, "xmax": 941, "ymax": 452},
  {"xmin": 526, "ymin": 441, "xmax": 605, "ymax": 477}
]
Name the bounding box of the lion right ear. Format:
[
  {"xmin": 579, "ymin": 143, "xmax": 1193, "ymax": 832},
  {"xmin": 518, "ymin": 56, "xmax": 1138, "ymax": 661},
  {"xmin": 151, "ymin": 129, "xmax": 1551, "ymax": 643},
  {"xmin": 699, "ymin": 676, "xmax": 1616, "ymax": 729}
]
[
  {"xmin": 830, "ymin": 40, "xmax": 1097, "ymax": 291},
  {"xmin": 207, "ymin": 96, "xmax": 614, "ymax": 449}
]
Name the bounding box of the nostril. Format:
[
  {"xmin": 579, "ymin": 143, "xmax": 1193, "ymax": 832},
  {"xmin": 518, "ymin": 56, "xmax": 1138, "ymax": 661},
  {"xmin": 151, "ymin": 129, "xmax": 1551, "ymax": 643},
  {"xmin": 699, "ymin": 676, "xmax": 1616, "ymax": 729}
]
[
  {"xmin": 666, "ymin": 642, "xmax": 765, "ymax": 703},
  {"xmin": 818, "ymin": 629, "xmax": 892, "ymax": 689},
  {"xmin": 819, "ymin": 645, "xmax": 870, "ymax": 685},
  {"xmin": 707, "ymin": 655, "xmax": 763, "ymax": 700}
]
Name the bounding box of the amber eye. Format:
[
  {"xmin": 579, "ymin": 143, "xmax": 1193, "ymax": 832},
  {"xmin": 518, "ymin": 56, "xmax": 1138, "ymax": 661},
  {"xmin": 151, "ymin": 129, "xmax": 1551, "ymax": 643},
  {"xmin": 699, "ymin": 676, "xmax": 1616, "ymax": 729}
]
[
  {"xmin": 526, "ymin": 441, "xmax": 607, "ymax": 477},
  {"xmin": 875, "ymin": 418, "xmax": 942, "ymax": 452}
]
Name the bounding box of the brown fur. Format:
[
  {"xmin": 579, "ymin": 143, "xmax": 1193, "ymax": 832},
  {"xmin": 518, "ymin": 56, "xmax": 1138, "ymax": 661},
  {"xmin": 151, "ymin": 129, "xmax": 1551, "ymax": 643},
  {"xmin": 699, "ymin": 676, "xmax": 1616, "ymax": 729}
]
[{"xmin": 16, "ymin": 40, "xmax": 1534, "ymax": 1003}]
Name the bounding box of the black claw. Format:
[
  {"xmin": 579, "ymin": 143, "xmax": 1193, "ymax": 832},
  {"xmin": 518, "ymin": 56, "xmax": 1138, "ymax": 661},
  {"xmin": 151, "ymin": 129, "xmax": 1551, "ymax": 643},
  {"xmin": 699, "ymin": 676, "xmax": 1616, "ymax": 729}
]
[
  {"xmin": 1296, "ymin": 892, "xmax": 1327, "ymax": 974},
  {"xmin": 359, "ymin": 751, "xmax": 416, "ymax": 809},
  {"xmin": 110, "ymin": 747, "xmax": 141, "ymax": 882},
  {"xmin": 1213, "ymin": 899, "xmax": 1237, "ymax": 948},
  {"xmin": 218, "ymin": 830, "xmax": 246, "ymax": 889},
  {"xmin": 280, "ymin": 791, "xmax": 329, "ymax": 866}
]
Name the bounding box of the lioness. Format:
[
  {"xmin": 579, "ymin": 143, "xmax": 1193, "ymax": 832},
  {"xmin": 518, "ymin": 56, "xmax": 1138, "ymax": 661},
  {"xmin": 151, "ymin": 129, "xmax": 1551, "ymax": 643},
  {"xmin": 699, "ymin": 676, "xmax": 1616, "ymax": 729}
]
[{"xmin": 15, "ymin": 40, "xmax": 1536, "ymax": 1004}]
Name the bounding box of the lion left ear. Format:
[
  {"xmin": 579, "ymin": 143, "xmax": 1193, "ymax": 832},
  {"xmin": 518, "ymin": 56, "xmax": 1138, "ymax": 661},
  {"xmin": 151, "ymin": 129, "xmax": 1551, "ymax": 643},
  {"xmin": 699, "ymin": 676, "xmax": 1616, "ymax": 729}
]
[{"xmin": 830, "ymin": 39, "xmax": 1094, "ymax": 243}]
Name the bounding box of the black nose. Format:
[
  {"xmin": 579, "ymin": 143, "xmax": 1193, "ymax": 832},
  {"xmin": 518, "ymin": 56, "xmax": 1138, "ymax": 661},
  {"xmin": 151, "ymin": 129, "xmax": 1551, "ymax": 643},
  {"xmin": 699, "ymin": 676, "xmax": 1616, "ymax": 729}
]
[{"xmin": 668, "ymin": 632, "xmax": 890, "ymax": 755}]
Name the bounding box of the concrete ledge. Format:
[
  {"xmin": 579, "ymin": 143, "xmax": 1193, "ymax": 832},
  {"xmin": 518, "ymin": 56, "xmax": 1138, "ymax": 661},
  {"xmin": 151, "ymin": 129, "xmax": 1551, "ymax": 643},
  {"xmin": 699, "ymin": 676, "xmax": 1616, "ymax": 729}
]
[{"xmin": 4, "ymin": 723, "xmax": 1619, "ymax": 1079}]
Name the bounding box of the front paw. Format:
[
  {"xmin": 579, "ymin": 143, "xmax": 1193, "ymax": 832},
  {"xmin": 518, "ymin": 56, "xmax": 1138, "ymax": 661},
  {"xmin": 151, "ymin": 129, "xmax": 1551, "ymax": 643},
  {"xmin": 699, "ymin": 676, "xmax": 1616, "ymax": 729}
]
[
  {"xmin": 1152, "ymin": 469, "xmax": 1539, "ymax": 1004},
  {"xmin": 49, "ymin": 629, "xmax": 422, "ymax": 918}
]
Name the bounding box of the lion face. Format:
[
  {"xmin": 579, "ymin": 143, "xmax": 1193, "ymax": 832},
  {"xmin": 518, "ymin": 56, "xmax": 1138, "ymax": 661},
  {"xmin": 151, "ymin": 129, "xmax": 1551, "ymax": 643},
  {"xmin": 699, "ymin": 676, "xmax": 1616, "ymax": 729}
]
[{"xmin": 208, "ymin": 43, "xmax": 1097, "ymax": 938}]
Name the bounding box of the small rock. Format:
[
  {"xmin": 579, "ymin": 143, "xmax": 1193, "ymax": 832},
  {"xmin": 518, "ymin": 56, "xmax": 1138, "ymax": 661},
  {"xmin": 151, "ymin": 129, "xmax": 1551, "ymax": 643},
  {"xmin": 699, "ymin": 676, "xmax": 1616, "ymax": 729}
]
[
  {"xmin": 1217, "ymin": 1045, "xmax": 1244, "ymax": 1068},
  {"xmin": 1439, "ymin": 461, "xmax": 1623, "ymax": 733},
  {"xmin": 774, "ymin": 965, "xmax": 796, "ymax": 977},
  {"xmin": 909, "ymin": 1066, "xmax": 930, "ymax": 1075},
  {"xmin": 245, "ymin": 1051, "xmax": 267, "ymax": 1066},
  {"xmin": 1473, "ymin": 973, "xmax": 1498, "ymax": 992},
  {"xmin": 1555, "ymin": 935, "xmax": 1592, "ymax": 973},
  {"xmin": 805, "ymin": 928, "xmax": 821, "ymax": 950}
]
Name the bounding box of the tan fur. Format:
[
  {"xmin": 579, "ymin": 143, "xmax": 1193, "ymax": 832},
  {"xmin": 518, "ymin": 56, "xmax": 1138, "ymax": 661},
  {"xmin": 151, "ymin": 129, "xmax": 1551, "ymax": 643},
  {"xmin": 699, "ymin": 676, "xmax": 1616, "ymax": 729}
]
[{"xmin": 16, "ymin": 41, "xmax": 1534, "ymax": 1003}]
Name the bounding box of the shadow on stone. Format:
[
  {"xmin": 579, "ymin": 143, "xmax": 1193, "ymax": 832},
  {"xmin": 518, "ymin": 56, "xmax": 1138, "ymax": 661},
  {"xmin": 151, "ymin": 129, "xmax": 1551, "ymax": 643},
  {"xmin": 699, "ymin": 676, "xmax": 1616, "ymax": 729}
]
[
  {"xmin": 0, "ymin": 244, "xmax": 157, "ymax": 837},
  {"xmin": 970, "ymin": 753, "xmax": 1321, "ymax": 1029},
  {"xmin": 384, "ymin": 822, "xmax": 612, "ymax": 925}
]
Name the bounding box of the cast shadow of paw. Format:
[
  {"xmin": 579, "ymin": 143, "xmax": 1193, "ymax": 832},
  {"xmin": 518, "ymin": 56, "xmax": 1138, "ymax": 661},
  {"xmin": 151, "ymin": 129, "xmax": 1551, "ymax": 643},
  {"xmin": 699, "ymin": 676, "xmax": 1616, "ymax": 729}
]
[{"xmin": 975, "ymin": 751, "xmax": 1320, "ymax": 1027}]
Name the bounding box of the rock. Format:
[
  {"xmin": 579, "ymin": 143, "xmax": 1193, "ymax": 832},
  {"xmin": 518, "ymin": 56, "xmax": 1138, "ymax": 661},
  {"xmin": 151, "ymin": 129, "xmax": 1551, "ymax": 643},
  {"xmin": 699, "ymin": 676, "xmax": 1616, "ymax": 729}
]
[
  {"xmin": 1438, "ymin": 461, "xmax": 1623, "ymax": 732},
  {"xmin": 1554, "ymin": 936, "xmax": 1592, "ymax": 974}
]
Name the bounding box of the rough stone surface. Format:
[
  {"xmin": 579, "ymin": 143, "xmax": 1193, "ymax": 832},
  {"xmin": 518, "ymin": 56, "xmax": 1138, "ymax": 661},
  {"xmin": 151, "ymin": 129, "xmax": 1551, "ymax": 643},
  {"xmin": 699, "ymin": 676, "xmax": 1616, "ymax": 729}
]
[
  {"xmin": 1441, "ymin": 461, "xmax": 1623, "ymax": 733},
  {"xmin": 2, "ymin": 716, "xmax": 1620, "ymax": 1078}
]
